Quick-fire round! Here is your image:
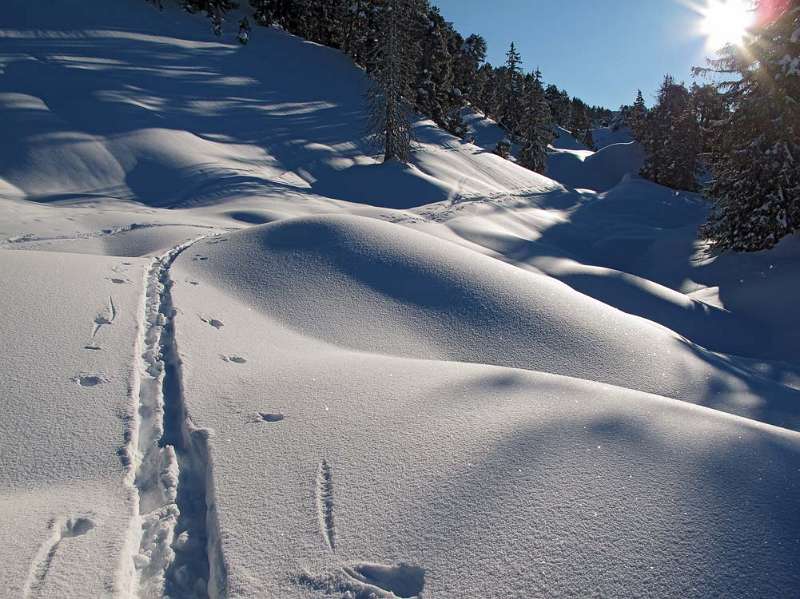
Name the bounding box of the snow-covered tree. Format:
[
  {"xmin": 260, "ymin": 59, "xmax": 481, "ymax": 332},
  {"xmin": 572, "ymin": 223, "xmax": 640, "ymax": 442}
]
[
  {"xmin": 368, "ymin": 0, "xmax": 416, "ymax": 163},
  {"xmin": 454, "ymin": 34, "xmax": 487, "ymax": 103},
  {"xmin": 498, "ymin": 42, "xmax": 524, "ymax": 132},
  {"xmin": 518, "ymin": 69, "xmax": 553, "ymax": 174},
  {"xmin": 629, "ymin": 89, "xmax": 647, "ymax": 139},
  {"xmin": 639, "ymin": 75, "xmax": 700, "ymax": 190},
  {"xmin": 544, "ymin": 84, "xmax": 571, "ymax": 127},
  {"xmin": 570, "ymin": 98, "xmax": 594, "ymax": 149},
  {"xmin": 414, "ymin": 7, "xmax": 455, "ymax": 127},
  {"xmin": 698, "ymin": 1, "xmax": 800, "ymax": 251},
  {"xmin": 494, "ymin": 138, "xmax": 512, "ymax": 159}
]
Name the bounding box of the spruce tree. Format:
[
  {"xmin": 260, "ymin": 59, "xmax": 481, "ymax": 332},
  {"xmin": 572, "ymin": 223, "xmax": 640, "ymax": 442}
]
[
  {"xmin": 518, "ymin": 69, "xmax": 553, "ymax": 174},
  {"xmin": 630, "ymin": 89, "xmax": 647, "ymax": 139},
  {"xmin": 454, "ymin": 34, "xmax": 487, "ymax": 102},
  {"xmin": 250, "ymin": 0, "xmax": 274, "ymax": 25},
  {"xmin": 499, "ymin": 42, "xmax": 524, "ymax": 133},
  {"xmin": 544, "ymin": 84, "xmax": 570, "ymax": 126},
  {"xmin": 368, "ymin": 0, "xmax": 416, "ymax": 163},
  {"xmin": 415, "ymin": 8, "xmax": 454, "ymax": 127},
  {"xmin": 639, "ymin": 75, "xmax": 700, "ymax": 190},
  {"xmin": 698, "ymin": 1, "xmax": 799, "ymax": 251},
  {"xmin": 570, "ymin": 98, "xmax": 594, "ymax": 149}
]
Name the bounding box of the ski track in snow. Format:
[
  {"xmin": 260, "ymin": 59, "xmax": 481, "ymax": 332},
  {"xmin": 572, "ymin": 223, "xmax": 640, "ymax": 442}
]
[
  {"xmin": 0, "ymin": 222, "xmax": 224, "ymax": 247},
  {"xmin": 124, "ymin": 235, "xmax": 224, "ymax": 598},
  {"xmin": 316, "ymin": 460, "xmax": 336, "ymax": 552}
]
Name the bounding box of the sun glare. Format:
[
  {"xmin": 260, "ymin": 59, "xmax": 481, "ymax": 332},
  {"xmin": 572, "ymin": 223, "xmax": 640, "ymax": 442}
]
[{"xmin": 701, "ymin": 0, "xmax": 755, "ymax": 49}]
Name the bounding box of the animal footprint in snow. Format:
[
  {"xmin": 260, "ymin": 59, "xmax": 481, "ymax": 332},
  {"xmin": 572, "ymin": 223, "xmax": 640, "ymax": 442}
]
[
  {"xmin": 254, "ymin": 412, "xmax": 284, "ymax": 423},
  {"xmin": 26, "ymin": 516, "xmax": 96, "ymax": 597},
  {"xmin": 92, "ymin": 296, "xmax": 116, "ymax": 338},
  {"xmin": 61, "ymin": 517, "xmax": 95, "ymax": 538},
  {"xmin": 316, "ymin": 460, "xmax": 335, "ymax": 552},
  {"xmin": 199, "ymin": 315, "xmax": 223, "ymax": 329},
  {"xmin": 298, "ymin": 563, "xmax": 426, "ymax": 599},
  {"xmin": 72, "ymin": 374, "xmax": 107, "ymax": 387},
  {"xmin": 343, "ymin": 563, "xmax": 426, "ymax": 598},
  {"xmin": 221, "ymin": 355, "xmax": 246, "ymax": 364}
]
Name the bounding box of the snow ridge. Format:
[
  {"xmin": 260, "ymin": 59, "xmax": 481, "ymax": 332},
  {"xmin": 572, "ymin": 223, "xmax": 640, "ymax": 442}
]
[{"xmin": 124, "ymin": 237, "xmax": 224, "ymax": 598}]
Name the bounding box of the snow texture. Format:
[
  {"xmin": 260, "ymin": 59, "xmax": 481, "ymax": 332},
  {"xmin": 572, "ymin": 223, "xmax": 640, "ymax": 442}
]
[{"xmin": 1, "ymin": 0, "xmax": 799, "ymax": 597}]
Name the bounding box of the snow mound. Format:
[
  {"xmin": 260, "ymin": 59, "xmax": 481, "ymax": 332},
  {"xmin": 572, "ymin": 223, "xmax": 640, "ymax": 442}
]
[
  {"xmin": 178, "ymin": 214, "xmax": 800, "ymax": 428},
  {"xmin": 550, "ymin": 125, "xmax": 588, "ymax": 151},
  {"xmin": 167, "ymin": 265, "xmax": 800, "ymax": 597},
  {"xmin": 592, "ymin": 125, "xmax": 635, "ymax": 149},
  {"xmin": 548, "ymin": 142, "xmax": 645, "ymax": 191}
]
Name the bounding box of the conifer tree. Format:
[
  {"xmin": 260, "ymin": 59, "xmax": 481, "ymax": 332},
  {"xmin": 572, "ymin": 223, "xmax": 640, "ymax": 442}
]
[
  {"xmin": 474, "ymin": 63, "xmax": 498, "ymax": 118},
  {"xmin": 519, "ymin": 69, "xmax": 553, "ymax": 174},
  {"xmin": 570, "ymin": 98, "xmax": 594, "ymax": 149},
  {"xmin": 630, "ymin": 89, "xmax": 647, "ymax": 139},
  {"xmin": 454, "ymin": 34, "xmax": 487, "ymax": 102},
  {"xmin": 368, "ymin": 0, "xmax": 416, "ymax": 163},
  {"xmin": 415, "ymin": 8, "xmax": 454, "ymax": 126},
  {"xmin": 544, "ymin": 84, "xmax": 571, "ymax": 126},
  {"xmin": 638, "ymin": 75, "xmax": 700, "ymax": 190},
  {"xmin": 698, "ymin": 1, "xmax": 799, "ymax": 251},
  {"xmin": 499, "ymin": 42, "xmax": 524, "ymax": 133},
  {"xmin": 250, "ymin": 0, "xmax": 274, "ymax": 25}
]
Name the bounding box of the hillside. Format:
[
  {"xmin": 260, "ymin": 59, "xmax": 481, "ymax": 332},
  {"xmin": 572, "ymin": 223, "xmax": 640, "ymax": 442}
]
[{"xmin": 1, "ymin": 1, "xmax": 799, "ymax": 598}]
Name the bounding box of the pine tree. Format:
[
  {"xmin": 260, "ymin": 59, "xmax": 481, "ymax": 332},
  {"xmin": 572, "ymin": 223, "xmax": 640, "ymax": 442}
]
[
  {"xmin": 518, "ymin": 69, "xmax": 553, "ymax": 174},
  {"xmin": 698, "ymin": 1, "xmax": 800, "ymax": 251},
  {"xmin": 544, "ymin": 84, "xmax": 570, "ymax": 126},
  {"xmin": 630, "ymin": 89, "xmax": 647, "ymax": 139},
  {"xmin": 474, "ymin": 63, "xmax": 497, "ymax": 118},
  {"xmin": 368, "ymin": 0, "xmax": 416, "ymax": 163},
  {"xmin": 499, "ymin": 42, "xmax": 524, "ymax": 133},
  {"xmin": 454, "ymin": 34, "xmax": 487, "ymax": 102},
  {"xmin": 494, "ymin": 138, "xmax": 512, "ymax": 159},
  {"xmin": 414, "ymin": 7, "xmax": 454, "ymax": 127},
  {"xmin": 250, "ymin": 0, "xmax": 274, "ymax": 25},
  {"xmin": 238, "ymin": 17, "xmax": 251, "ymax": 45},
  {"xmin": 639, "ymin": 75, "xmax": 700, "ymax": 190},
  {"xmin": 570, "ymin": 98, "xmax": 593, "ymax": 149}
]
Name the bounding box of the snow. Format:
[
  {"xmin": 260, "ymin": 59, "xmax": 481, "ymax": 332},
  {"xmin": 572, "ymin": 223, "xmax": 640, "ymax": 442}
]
[
  {"xmin": 1, "ymin": 0, "xmax": 800, "ymax": 597},
  {"xmin": 0, "ymin": 250, "xmax": 146, "ymax": 597},
  {"xmin": 592, "ymin": 125, "xmax": 635, "ymax": 149}
]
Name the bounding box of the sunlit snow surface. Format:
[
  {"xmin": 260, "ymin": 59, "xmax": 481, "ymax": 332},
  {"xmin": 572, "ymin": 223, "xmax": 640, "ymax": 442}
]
[{"xmin": 1, "ymin": 1, "xmax": 799, "ymax": 597}]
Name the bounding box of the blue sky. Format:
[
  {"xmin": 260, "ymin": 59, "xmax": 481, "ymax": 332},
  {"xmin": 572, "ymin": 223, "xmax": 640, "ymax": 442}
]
[{"xmin": 432, "ymin": 0, "xmax": 717, "ymax": 109}]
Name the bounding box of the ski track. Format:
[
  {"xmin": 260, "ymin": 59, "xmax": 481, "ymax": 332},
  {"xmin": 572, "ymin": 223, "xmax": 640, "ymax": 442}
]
[
  {"xmin": 316, "ymin": 460, "xmax": 336, "ymax": 552},
  {"xmin": 0, "ymin": 222, "xmax": 226, "ymax": 247},
  {"xmin": 122, "ymin": 235, "xmax": 225, "ymax": 599}
]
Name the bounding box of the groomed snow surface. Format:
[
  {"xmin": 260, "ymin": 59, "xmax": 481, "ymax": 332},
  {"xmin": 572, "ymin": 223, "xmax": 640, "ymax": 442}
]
[{"xmin": 1, "ymin": 1, "xmax": 799, "ymax": 598}]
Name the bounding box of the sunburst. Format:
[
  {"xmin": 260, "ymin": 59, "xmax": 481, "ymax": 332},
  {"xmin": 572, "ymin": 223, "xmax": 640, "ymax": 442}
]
[{"xmin": 696, "ymin": 0, "xmax": 756, "ymax": 49}]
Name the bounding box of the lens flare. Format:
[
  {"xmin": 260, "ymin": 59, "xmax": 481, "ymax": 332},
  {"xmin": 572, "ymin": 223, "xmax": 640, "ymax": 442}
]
[{"xmin": 700, "ymin": 0, "xmax": 756, "ymax": 49}]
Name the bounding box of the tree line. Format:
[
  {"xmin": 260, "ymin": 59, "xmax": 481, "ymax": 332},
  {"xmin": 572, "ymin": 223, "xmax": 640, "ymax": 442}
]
[
  {"xmin": 166, "ymin": 0, "xmax": 609, "ymax": 175},
  {"xmin": 624, "ymin": 1, "xmax": 798, "ymax": 251},
  {"xmin": 153, "ymin": 0, "xmax": 798, "ymax": 253}
]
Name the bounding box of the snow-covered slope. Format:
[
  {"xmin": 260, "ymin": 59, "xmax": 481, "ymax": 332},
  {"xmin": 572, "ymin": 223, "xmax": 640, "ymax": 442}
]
[
  {"xmin": 548, "ymin": 142, "xmax": 645, "ymax": 191},
  {"xmin": 2, "ymin": 1, "xmax": 800, "ymax": 598}
]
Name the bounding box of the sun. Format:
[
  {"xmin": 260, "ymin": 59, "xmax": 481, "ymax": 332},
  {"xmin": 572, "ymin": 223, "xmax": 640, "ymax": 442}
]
[{"xmin": 700, "ymin": 0, "xmax": 756, "ymax": 49}]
